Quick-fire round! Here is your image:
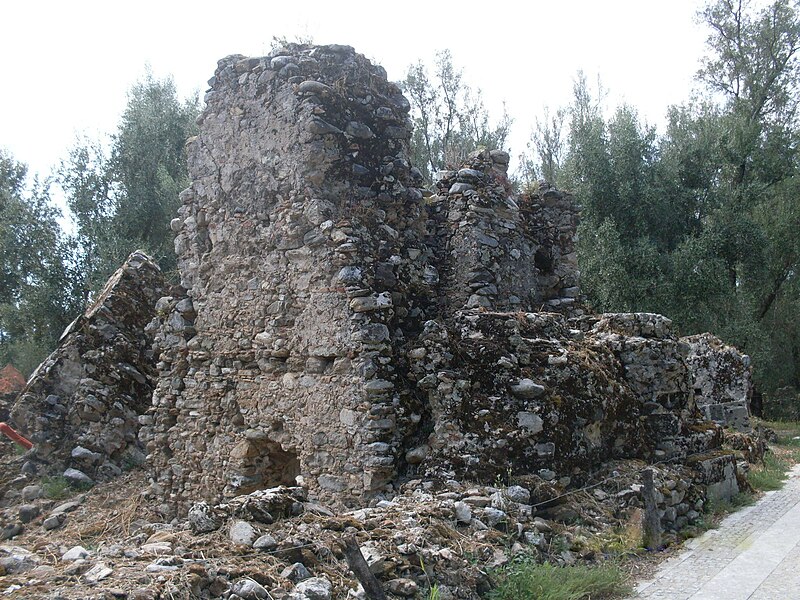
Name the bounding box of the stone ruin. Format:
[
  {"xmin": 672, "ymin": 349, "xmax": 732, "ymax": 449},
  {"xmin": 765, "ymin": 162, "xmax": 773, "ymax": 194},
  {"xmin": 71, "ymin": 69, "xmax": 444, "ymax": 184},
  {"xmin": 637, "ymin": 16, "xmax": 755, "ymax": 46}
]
[
  {"xmin": 0, "ymin": 43, "xmax": 754, "ymax": 521},
  {"xmin": 684, "ymin": 333, "xmax": 753, "ymax": 432},
  {"xmin": 9, "ymin": 251, "xmax": 166, "ymax": 480},
  {"xmin": 134, "ymin": 43, "xmax": 751, "ymax": 514}
]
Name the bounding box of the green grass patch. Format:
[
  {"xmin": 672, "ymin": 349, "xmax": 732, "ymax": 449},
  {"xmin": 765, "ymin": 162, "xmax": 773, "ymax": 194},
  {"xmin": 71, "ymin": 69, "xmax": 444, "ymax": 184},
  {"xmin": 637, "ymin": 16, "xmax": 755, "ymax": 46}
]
[
  {"xmin": 757, "ymin": 419, "xmax": 800, "ymax": 439},
  {"xmin": 487, "ymin": 560, "xmax": 631, "ymax": 600},
  {"xmin": 707, "ymin": 492, "xmax": 756, "ymax": 515},
  {"xmin": 41, "ymin": 476, "xmax": 73, "ymax": 500},
  {"xmin": 748, "ymin": 452, "xmax": 794, "ymax": 491}
]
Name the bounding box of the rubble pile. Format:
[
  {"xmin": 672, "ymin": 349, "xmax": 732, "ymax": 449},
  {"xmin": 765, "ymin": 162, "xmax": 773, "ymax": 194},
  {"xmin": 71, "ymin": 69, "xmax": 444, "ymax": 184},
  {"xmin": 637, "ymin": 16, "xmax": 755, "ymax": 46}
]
[{"xmin": 0, "ymin": 460, "xmax": 720, "ymax": 599}]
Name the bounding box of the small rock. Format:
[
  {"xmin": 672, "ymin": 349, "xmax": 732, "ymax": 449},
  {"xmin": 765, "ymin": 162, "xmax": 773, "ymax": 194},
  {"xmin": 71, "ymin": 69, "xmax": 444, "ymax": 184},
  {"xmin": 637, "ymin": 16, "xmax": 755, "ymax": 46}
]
[
  {"xmin": 145, "ymin": 531, "xmax": 176, "ymax": 545},
  {"xmin": 231, "ymin": 578, "xmax": 268, "ymax": 600},
  {"xmin": 84, "ymin": 562, "xmax": 113, "ymax": 583},
  {"xmin": 270, "ymin": 56, "xmax": 294, "ymax": 70},
  {"xmin": 510, "ymin": 379, "xmax": 546, "ymax": 399},
  {"xmin": 303, "ymin": 502, "xmax": 334, "ymax": 517},
  {"xmin": 0, "ymin": 546, "xmax": 38, "ymax": 573},
  {"xmin": 18, "ymin": 504, "xmax": 40, "ymax": 523},
  {"xmin": 490, "ymin": 491, "xmax": 507, "ymax": 510},
  {"xmin": 229, "ymin": 520, "xmax": 257, "ymax": 546},
  {"xmin": 253, "ymin": 534, "xmax": 278, "ymax": 551},
  {"xmin": 188, "ymin": 502, "xmax": 222, "ymax": 533},
  {"xmin": 448, "ymin": 182, "xmax": 474, "ymax": 194},
  {"xmin": 0, "ymin": 523, "xmax": 23, "ymax": 540},
  {"xmin": 281, "ymin": 561, "xmax": 310, "ymax": 582},
  {"xmin": 405, "ymin": 445, "xmax": 429, "ymax": 464},
  {"xmin": 144, "ymin": 562, "xmax": 179, "ymax": 573},
  {"xmin": 21, "ymin": 485, "xmax": 42, "ymax": 501},
  {"xmin": 71, "ymin": 446, "xmax": 103, "ymax": 464},
  {"xmin": 516, "ymin": 411, "xmax": 544, "ymax": 433},
  {"xmin": 483, "ymin": 507, "xmax": 507, "ymax": 527},
  {"xmin": 523, "ymin": 531, "xmax": 547, "ymax": 549},
  {"xmin": 294, "ymin": 577, "xmax": 332, "ymax": 600},
  {"xmin": 307, "ymin": 118, "xmax": 342, "ymax": 135},
  {"xmin": 360, "ymin": 546, "xmax": 388, "ymax": 575},
  {"xmin": 297, "ymin": 80, "xmax": 331, "ymax": 96},
  {"xmin": 63, "ymin": 468, "xmax": 94, "ymax": 487},
  {"xmin": 50, "ymin": 500, "xmax": 81, "ymax": 516},
  {"xmin": 505, "ymin": 485, "xmax": 531, "ymax": 504},
  {"xmin": 42, "ymin": 513, "xmax": 66, "ymax": 530},
  {"xmin": 538, "ymin": 469, "xmax": 556, "ymax": 481},
  {"xmin": 454, "ymin": 501, "xmax": 472, "ymax": 524},
  {"xmin": 457, "ymin": 168, "xmax": 483, "ymax": 181},
  {"xmin": 386, "ymin": 578, "xmax": 418, "ymax": 597},
  {"xmin": 471, "ymin": 518, "xmax": 488, "ymax": 531},
  {"xmin": 140, "ymin": 542, "xmax": 173, "ymax": 556},
  {"xmin": 345, "ymin": 121, "xmax": 374, "ymax": 139},
  {"xmin": 64, "ymin": 559, "xmax": 90, "ymax": 576},
  {"xmin": 62, "ymin": 546, "xmax": 90, "ymax": 561},
  {"xmin": 533, "ymin": 517, "xmax": 553, "ymax": 532}
]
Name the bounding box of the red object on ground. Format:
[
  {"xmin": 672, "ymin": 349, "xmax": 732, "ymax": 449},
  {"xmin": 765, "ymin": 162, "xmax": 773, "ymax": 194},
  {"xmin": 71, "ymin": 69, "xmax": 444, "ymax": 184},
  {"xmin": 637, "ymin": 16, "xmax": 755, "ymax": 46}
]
[{"xmin": 0, "ymin": 422, "xmax": 33, "ymax": 450}]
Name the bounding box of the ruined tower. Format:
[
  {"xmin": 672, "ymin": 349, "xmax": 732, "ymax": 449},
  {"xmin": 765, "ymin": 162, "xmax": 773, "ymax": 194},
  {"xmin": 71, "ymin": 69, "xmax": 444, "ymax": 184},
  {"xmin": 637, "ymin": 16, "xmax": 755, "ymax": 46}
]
[{"xmin": 143, "ymin": 45, "xmax": 728, "ymax": 513}]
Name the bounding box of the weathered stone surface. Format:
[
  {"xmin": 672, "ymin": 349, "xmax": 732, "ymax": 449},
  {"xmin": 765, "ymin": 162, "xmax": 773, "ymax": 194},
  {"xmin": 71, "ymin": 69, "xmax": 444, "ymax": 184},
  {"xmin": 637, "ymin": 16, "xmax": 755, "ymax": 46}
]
[
  {"xmin": 228, "ymin": 520, "xmax": 257, "ymax": 546},
  {"xmin": 231, "ymin": 579, "xmax": 268, "ymax": 600},
  {"xmin": 10, "ymin": 251, "xmax": 166, "ymax": 476},
  {"xmin": 144, "ymin": 44, "xmax": 430, "ymax": 511},
  {"xmin": 140, "ymin": 44, "xmax": 740, "ymax": 516},
  {"xmin": 683, "ymin": 332, "xmax": 752, "ymax": 431},
  {"xmin": 188, "ymin": 502, "xmax": 222, "ymax": 533},
  {"xmin": 62, "ymin": 546, "xmax": 90, "ymax": 561},
  {"xmin": 294, "ymin": 577, "xmax": 332, "ymax": 600}
]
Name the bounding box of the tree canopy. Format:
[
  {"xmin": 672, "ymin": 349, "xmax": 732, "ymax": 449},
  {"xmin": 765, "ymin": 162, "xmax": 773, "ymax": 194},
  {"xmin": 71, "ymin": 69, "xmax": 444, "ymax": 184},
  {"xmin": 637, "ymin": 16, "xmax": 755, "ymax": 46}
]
[
  {"xmin": 522, "ymin": 0, "xmax": 800, "ymax": 398},
  {"xmin": 0, "ymin": 72, "xmax": 199, "ymax": 375},
  {"xmin": 402, "ymin": 50, "xmax": 512, "ymax": 182}
]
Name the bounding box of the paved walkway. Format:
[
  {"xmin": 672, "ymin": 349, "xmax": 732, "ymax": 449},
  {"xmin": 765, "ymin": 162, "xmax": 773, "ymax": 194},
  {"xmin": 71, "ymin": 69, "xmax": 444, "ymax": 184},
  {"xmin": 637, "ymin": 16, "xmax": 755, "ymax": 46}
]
[{"xmin": 634, "ymin": 463, "xmax": 800, "ymax": 600}]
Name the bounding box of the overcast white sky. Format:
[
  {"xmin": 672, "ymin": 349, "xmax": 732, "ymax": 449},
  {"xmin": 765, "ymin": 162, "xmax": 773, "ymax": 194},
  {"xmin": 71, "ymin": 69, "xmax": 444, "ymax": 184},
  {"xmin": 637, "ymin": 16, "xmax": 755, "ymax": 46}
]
[{"xmin": 1, "ymin": 0, "xmax": 710, "ymax": 181}]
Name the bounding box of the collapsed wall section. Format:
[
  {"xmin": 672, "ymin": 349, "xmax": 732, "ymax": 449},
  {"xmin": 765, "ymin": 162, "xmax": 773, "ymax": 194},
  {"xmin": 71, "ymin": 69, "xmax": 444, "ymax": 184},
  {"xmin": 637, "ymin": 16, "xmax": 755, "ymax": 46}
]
[
  {"xmin": 410, "ymin": 311, "xmax": 646, "ymax": 485},
  {"xmin": 431, "ymin": 157, "xmax": 581, "ymax": 315},
  {"xmin": 10, "ymin": 251, "xmax": 165, "ymax": 478}
]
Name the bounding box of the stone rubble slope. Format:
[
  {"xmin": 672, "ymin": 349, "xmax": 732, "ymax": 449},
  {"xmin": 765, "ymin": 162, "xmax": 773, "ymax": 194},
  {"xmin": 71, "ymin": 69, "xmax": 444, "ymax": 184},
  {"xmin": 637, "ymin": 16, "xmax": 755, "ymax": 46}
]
[{"xmin": 0, "ymin": 455, "xmax": 747, "ymax": 599}]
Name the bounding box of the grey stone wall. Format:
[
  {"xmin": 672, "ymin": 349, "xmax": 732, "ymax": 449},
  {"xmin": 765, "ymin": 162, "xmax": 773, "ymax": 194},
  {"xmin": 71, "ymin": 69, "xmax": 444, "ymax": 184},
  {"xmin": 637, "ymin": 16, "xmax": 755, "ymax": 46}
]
[
  {"xmin": 683, "ymin": 333, "xmax": 752, "ymax": 431},
  {"xmin": 143, "ymin": 45, "xmax": 735, "ymax": 513},
  {"xmin": 143, "ymin": 44, "xmax": 437, "ymax": 509},
  {"xmin": 431, "ymin": 157, "xmax": 580, "ymax": 315}
]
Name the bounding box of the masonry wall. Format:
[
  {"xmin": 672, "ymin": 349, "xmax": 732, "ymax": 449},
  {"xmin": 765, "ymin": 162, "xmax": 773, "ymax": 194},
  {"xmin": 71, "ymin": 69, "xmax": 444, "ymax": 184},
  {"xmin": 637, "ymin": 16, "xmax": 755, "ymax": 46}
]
[
  {"xmin": 142, "ymin": 45, "xmax": 439, "ymax": 509},
  {"xmin": 144, "ymin": 45, "xmax": 732, "ymax": 513},
  {"xmin": 683, "ymin": 333, "xmax": 752, "ymax": 431}
]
